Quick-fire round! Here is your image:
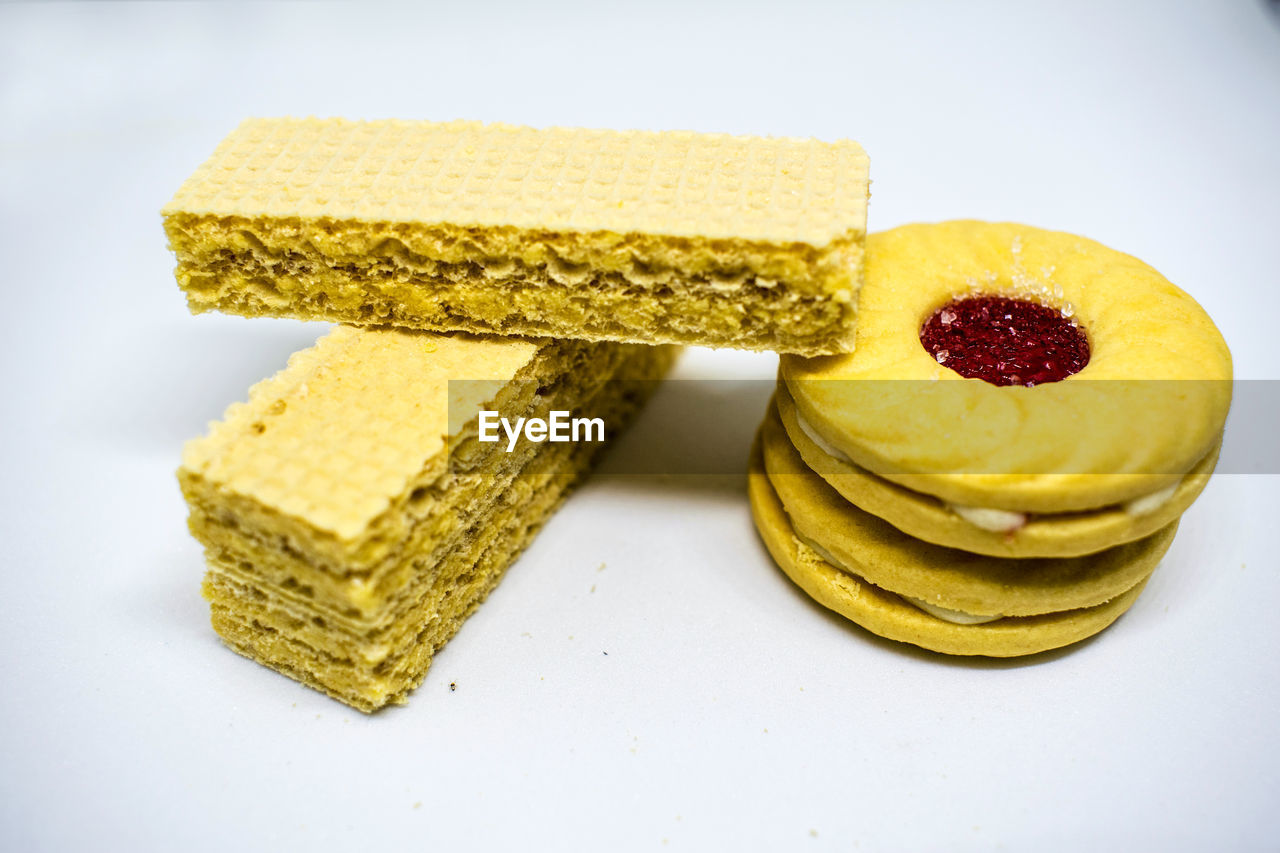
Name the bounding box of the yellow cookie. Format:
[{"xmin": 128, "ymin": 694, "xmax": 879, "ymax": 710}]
[
  {"xmin": 761, "ymin": 402, "xmax": 1175, "ymax": 617},
  {"xmin": 748, "ymin": 430, "xmax": 1158, "ymax": 657},
  {"xmin": 775, "ymin": 382, "xmax": 1216, "ymax": 558},
  {"xmin": 781, "ymin": 221, "xmax": 1232, "ymax": 513}
]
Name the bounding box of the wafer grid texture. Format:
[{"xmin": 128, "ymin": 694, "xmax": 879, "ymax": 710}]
[
  {"xmin": 181, "ymin": 326, "xmax": 678, "ymax": 710},
  {"xmin": 163, "ymin": 118, "xmax": 870, "ymax": 354},
  {"xmin": 182, "ymin": 326, "xmax": 539, "ymax": 547},
  {"xmin": 165, "ymin": 117, "xmax": 869, "ymax": 243}
]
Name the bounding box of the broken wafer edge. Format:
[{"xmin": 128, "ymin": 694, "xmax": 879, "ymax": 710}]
[
  {"xmin": 180, "ymin": 325, "xmax": 679, "ymax": 711},
  {"xmin": 162, "ymin": 117, "xmax": 869, "ymax": 355}
]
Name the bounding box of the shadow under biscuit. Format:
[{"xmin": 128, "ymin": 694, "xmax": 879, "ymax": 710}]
[{"xmin": 594, "ymin": 375, "xmax": 775, "ymax": 489}]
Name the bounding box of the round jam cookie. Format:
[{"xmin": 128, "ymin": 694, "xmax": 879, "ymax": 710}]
[
  {"xmin": 761, "ymin": 405, "xmax": 1174, "ymax": 616},
  {"xmin": 780, "ymin": 221, "xmax": 1232, "ymax": 513},
  {"xmin": 748, "ymin": 434, "xmax": 1155, "ymax": 657},
  {"xmin": 775, "ymin": 383, "xmax": 1218, "ymax": 558}
]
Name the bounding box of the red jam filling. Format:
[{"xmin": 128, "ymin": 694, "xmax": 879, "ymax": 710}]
[{"xmin": 919, "ymin": 295, "xmax": 1089, "ymax": 386}]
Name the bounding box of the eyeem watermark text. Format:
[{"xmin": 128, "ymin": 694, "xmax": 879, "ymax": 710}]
[{"xmin": 478, "ymin": 410, "xmax": 605, "ymax": 452}]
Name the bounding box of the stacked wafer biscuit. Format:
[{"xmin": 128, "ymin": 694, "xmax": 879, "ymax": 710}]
[
  {"xmin": 166, "ymin": 117, "xmax": 871, "ymax": 710},
  {"xmin": 182, "ymin": 330, "xmax": 674, "ymax": 710}
]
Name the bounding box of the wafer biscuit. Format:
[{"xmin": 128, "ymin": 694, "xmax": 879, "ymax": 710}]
[
  {"xmin": 180, "ymin": 325, "xmax": 677, "ymax": 711},
  {"xmin": 163, "ymin": 117, "xmax": 869, "ymax": 354}
]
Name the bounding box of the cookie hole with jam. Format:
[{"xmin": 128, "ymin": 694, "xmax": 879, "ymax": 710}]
[{"xmin": 919, "ymin": 294, "xmax": 1090, "ymax": 387}]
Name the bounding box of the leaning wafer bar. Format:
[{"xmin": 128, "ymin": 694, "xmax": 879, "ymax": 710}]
[
  {"xmin": 163, "ymin": 118, "xmax": 869, "ymax": 355},
  {"xmin": 180, "ymin": 326, "xmax": 678, "ymax": 711}
]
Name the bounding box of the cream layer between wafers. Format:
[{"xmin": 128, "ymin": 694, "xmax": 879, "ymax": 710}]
[
  {"xmin": 180, "ymin": 326, "xmax": 677, "ymax": 711},
  {"xmin": 163, "ymin": 117, "xmax": 869, "ymax": 355}
]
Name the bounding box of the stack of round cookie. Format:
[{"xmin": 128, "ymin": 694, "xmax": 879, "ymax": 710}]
[{"xmin": 749, "ymin": 221, "xmax": 1232, "ymax": 656}]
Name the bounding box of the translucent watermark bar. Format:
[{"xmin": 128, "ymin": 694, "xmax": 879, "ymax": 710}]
[{"xmin": 447, "ymin": 379, "xmax": 1271, "ymax": 476}]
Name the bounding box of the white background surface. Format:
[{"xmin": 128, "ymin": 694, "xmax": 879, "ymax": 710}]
[{"xmin": 2, "ymin": 2, "xmax": 1278, "ymax": 850}]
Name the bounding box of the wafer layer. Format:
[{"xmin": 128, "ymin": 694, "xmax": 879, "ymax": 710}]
[
  {"xmin": 181, "ymin": 325, "xmax": 677, "ymax": 710},
  {"xmin": 163, "ymin": 117, "xmax": 869, "ymax": 354},
  {"xmin": 206, "ymin": 380, "xmax": 648, "ymax": 709}
]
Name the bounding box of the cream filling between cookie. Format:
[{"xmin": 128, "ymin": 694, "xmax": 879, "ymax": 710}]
[
  {"xmin": 1122, "ymin": 483, "xmax": 1180, "ymax": 517},
  {"xmin": 793, "ymin": 408, "xmax": 855, "ymax": 464},
  {"xmin": 795, "ymin": 531, "xmax": 1005, "ymax": 626},
  {"xmin": 792, "ymin": 409, "xmax": 1184, "ymax": 529},
  {"xmin": 948, "ymin": 505, "xmax": 1027, "ymax": 533},
  {"xmin": 903, "ymin": 597, "xmax": 1004, "ymax": 626}
]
